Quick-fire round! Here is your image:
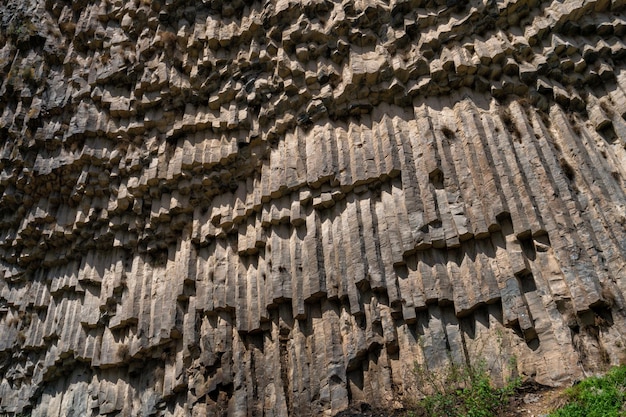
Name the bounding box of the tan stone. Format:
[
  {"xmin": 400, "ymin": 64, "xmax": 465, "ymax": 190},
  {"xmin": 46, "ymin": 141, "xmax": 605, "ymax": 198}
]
[{"xmin": 1, "ymin": 0, "xmax": 626, "ymax": 416}]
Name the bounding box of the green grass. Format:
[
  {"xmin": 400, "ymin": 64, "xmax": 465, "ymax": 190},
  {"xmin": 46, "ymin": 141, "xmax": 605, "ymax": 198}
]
[
  {"xmin": 407, "ymin": 361, "xmax": 626, "ymax": 417},
  {"xmin": 548, "ymin": 365, "xmax": 626, "ymax": 417},
  {"xmin": 410, "ymin": 359, "xmax": 520, "ymax": 417}
]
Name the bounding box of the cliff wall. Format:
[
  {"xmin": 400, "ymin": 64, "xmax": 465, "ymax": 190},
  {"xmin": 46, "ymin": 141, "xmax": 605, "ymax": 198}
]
[{"xmin": 1, "ymin": 0, "xmax": 626, "ymax": 415}]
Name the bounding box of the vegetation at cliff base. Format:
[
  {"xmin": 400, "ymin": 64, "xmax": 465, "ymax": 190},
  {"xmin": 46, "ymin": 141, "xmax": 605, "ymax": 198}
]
[
  {"xmin": 405, "ymin": 361, "xmax": 626, "ymax": 417},
  {"xmin": 548, "ymin": 365, "xmax": 626, "ymax": 417},
  {"xmin": 409, "ymin": 359, "xmax": 520, "ymax": 417}
]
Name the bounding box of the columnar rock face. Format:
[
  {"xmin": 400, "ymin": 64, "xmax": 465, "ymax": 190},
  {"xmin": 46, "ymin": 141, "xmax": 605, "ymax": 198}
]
[{"xmin": 1, "ymin": 0, "xmax": 626, "ymax": 415}]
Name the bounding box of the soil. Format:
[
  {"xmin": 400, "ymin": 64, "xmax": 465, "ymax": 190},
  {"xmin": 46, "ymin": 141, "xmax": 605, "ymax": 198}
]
[
  {"xmin": 333, "ymin": 382, "xmax": 570, "ymax": 417},
  {"xmin": 502, "ymin": 382, "xmax": 569, "ymax": 417}
]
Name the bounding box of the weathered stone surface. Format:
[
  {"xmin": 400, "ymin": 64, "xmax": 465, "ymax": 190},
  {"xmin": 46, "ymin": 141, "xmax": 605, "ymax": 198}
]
[{"xmin": 1, "ymin": 0, "xmax": 626, "ymax": 415}]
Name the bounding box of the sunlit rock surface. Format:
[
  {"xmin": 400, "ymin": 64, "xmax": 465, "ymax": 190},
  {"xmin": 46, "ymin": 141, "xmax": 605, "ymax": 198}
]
[{"xmin": 1, "ymin": 0, "xmax": 626, "ymax": 415}]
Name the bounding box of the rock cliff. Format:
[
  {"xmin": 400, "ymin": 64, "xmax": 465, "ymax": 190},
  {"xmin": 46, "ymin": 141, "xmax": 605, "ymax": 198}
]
[{"xmin": 1, "ymin": 0, "xmax": 626, "ymax": 415}]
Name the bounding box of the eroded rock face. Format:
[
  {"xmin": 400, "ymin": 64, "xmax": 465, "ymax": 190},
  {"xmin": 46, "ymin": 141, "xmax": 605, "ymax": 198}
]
[{"xmin": 1, "ymin": 0, "xmax": 626, "ymax": 415}]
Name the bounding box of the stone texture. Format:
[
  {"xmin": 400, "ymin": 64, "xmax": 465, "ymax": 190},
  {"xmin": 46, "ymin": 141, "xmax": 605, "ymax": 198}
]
[{"xmin": 1, "ymin": 0, "xmax": 626, "ymax": 415}]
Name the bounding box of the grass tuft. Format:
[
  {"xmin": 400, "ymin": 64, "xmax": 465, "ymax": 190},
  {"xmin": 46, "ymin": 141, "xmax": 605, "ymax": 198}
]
[
  {"xmin": 548, "ymin": 365, "xmax": 626, "ymax": 417},
  {"xmin": 409, "ymin": 358, "xmax": 520, "ymax": 417}
]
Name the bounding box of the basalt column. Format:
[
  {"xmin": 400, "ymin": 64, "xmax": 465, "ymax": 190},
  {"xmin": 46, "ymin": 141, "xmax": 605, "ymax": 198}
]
[{"xmin": 2, "ymin": 0, "xmax": 626, "ymax": 416}]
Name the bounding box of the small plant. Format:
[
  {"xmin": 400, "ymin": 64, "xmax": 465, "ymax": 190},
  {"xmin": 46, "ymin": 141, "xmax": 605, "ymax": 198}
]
[
  {"xmin": 117, "ymin": 344, "xmax": 130, "ymax": 361},
  {"xmin": 100, "ymin": 52, "xmax": 111, "ymax": 64},
  {"xmin": 158, "ymin": 31, "xmax": 178, "ymax": 51},
  {"xmin": 410, "ymin": 358, "xmax": 520, "ymax": 417},
  {"xmin": 22, "ymin": 65, "xmax": 34, "ymax": 81},
  {"xmin": 548, "ymin": 365, "xmax": 626, "ymax": 417},
  {"xmin": 500, "ymin": 106, "xmax": 522, "ymax": 142},
  {"xmin": 7, "ymin": 18, "xmax": 37, "ymax": 44}
]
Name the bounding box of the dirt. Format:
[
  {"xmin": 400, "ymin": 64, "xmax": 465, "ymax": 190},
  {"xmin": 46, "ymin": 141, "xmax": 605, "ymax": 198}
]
[{"xmin": 502, "ymin": 382, "xmax": 569, "ymax": 417}]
